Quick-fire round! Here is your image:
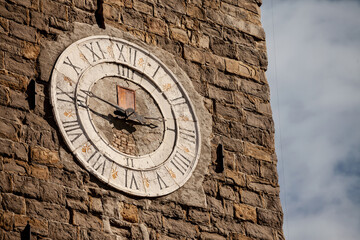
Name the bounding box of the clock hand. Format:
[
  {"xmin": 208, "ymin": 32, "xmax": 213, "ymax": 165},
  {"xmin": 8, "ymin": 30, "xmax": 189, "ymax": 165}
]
[{"xmin": 81, "ymin": 90, "xmax": 127, "ymax": 116}]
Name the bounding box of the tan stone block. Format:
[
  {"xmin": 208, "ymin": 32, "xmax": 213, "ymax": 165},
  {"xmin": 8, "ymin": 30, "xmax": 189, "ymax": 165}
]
[
  {"xmin": 230, "ymin": 233, "xmax": 253, "ymax": 240},
  {"xmin": 0, "ymin": 210, "xmax": 14, "ymax": 231},
  {"xmin": 29, "ymin": 164, "xmax": 49, "ymax": 180},
  {"xmin": 14, "ymin": 214, "xmax": 48, "ymax": 235},
  {"xmin": 225, "ymin": 58, "xmax": 259, "ymax": 81},
  {"xmin": 121, "ymin": 203, "xmax": 138, "ymax": 223},
  {"xmin": 244, "ymin": 141, "xmax": 271, "ymax": 162},
  {"xmin": 170, "ymin": 27, "xmax": 189, "ymax": 43},
  {"xmin": 147, "ymin": 17, "xmax": 167, "ymax": 36},
  {"xmin": 200, "ymin": 232, "xmax": 226, "ymax": 240},
  {"xmin": 22, "ymin": 42, "xmax": 40, "ymax": 60},
  {"xmin": 234, "ymin": 203, "xmax": 257, "ymax": 222},
  {"xmin": 186, "ymin": 4, "xmax": 205, "ymax": 20},
  {"xmin": 224, "ymin": 170, "xmax": 246, "ymax": 187},
  {"xmin": 133, "ymin": 0, "xmax": 153, "ymax": 15},
  {"xmin": 30, "ymin": 146, "xmax": 60, "ymax": 166},
  {"xmin": 184, "ymin": 45, "xmax": 205, "ymax": 64}
]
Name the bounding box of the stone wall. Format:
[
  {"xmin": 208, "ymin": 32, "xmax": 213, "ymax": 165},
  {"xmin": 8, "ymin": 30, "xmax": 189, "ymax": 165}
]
[{"xmin": 0, "ymin": 0, "xmax": 284, "ymax": 239}]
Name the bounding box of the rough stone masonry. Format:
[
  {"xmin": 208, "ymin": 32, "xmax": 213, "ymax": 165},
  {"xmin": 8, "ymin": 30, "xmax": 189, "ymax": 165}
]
[{"xmin": 0, "ymin": 0, "xmax": 284, "ymax": 239}]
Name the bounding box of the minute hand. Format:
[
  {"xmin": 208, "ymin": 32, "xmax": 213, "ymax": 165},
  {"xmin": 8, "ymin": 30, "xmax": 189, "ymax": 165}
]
[{"xmin": 81, "ymin": 90, "xmax": 126, "ymax": 115}]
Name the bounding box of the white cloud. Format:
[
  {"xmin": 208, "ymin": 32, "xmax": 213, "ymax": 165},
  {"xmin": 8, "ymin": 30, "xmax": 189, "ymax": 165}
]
[{"xmin": 262, "ymin": 0, "xmax": 360, "ymax": 239}]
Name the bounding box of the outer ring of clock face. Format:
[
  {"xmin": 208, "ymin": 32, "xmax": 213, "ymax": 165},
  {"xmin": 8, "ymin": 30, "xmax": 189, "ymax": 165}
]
[{"xmin": 50, "ymin": 35, "xmax": 201, "ymax": 197}]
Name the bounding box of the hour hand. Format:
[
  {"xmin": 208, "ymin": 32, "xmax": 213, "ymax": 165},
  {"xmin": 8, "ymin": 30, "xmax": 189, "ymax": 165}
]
[{"xmin": 81, "ymin": 90, "xmax": 126, "ymax": 116}]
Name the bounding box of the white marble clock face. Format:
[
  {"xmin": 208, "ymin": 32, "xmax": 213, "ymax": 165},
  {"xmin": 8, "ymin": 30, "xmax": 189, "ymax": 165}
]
[{"xmin": 50, "ymin": 35, "xmax": 201, "ymax": 197}]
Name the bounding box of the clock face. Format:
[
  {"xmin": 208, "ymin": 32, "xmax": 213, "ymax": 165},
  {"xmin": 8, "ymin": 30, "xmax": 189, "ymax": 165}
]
[{"xmin": 50, "ymin": 36, "xmax": 201, "ymax": 197}]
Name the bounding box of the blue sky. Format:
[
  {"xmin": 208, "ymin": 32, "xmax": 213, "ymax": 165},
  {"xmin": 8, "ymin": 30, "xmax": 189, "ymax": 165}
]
[{"xmin": 261, "ymin": 0, "xmax": 360, "ymax": 239}]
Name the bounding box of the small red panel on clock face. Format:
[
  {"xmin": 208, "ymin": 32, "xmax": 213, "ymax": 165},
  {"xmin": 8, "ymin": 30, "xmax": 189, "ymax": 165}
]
[{"xmin": 117, "ymin": 85, "xmax": 135, "ymax": 110}]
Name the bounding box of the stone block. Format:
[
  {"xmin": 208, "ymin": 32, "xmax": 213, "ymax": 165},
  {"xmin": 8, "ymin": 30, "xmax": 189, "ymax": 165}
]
[
  {"xmin": 157, "ymin": 202, "xmax": 185, "ymax": 219},
  {"xmin": 0, "ymin": 85, "xmax": 10, "ymax": 105},
  {"xmin": 170, "ymin": 27, "xmax": 189, "ymax": 43},
  {"xmin": 257, "ymin": 208, "xmax": 283, "ymax": 229},
  {"xmin": 243, "ymin": 222, "xmax": 273, "ymax": 240},
  {"xmin": 74, "ymin": 0, "xmax": 96, "ymax": 11},
  {"xmin": 260, "ymin": 161, "xmax": 278, "ymax": 183},
  {"xmin": 240, "ymin": 190, "xmax": 262, "ymax": 208},
  {"xmin": 244, "ymin": 141, "xmax": 271, "ymax": 162},
  {"xmin": 66, "ymin": 198, "xmax": 88, "ymax": 212},
  {"xmin": 207, "ymin": 196, "xmax": 224, "ymax": 216},
  {"xmin": 26, "ymin": 199, "xmax": 70, "ymax": 222},
  {"xmin": 9, "ymin": 88, "xmax": 29, "ymax": 110},
  {"xmin": 0, "ymin": 17, "xmax": 9, "ymax": 33},
  {"xmin": 9, "ymin": 21, "xmax": 37, "ymax": 43},
  {"xmin": 30, "ymin": 146, "xmax": 60, "ymax": 166},
  {"xmin": 230, "ymin": 233, "xmax": 253, "ymax": 240},
  {"xmin": 184, "ymin": 45, "xmax": 205, "ymax": 64},
  {"xmin": 234, "ymin": 203, "xmax": 256, "ymax": 222},
  {"xmin": 225, "ymin": 58, "xmax": 259, "ymax": 81},
  {"xmin": 164, "ymin": 218, "xmax": 197, "ymax": 238},
  {"xmin": 89, "ymin": 196, "xmax": 103, "ymax": 213},
  {"xmin": 39, "ymin": 181, "xmax": 66, "ymax": 205},
  {"xmin": 186, "ymin": 4, "xmax": 205, "ymax": 20},
  {"xmin": 215, "ymin": 103, "xmax": 242, "ymax": 121},
  {"xmin": 22, "ymin": 42, "xmax": 40, "ymax": 60},
  {"xmin": 0, "ymin": 117, "xmax": 20, "ymax": 141},
  {"xmin": 48, "ymin": 221, "xmax": 76, "ymax": 240},
  {"xmin": 0, "ymin": 138, "xmax": 28, "ymax": 161},
  {"xmin": 29, "ymin": 164, "xmax": 49, "ymax": 180},
  {"xmin": 103, "ymin": 196, "xmax": 120, "ymax": 218},
  {"xmin": 202, "ymin": 177, "xmax": 218, "ymax": 197},
  {"xmin": 133, "ymin": 0, "xmax": 153, "ymax": 15},
  {"xmin": 248, "ymin": 181, "xmax": 279, "ymax": 195},
  {"xmin": 188, "ymin": 209, "xmax": 210, "ymax": 225},
  {"xmin": 224, "ymin": 170, "xmax": 246, "ymax": 187},
  {"xmin": 73, "ymin": 211, "xmax": 103, "ymax": 229},
  {"xmin": 219, "ymin": 185, "xmax": 237, "ymax": 201},
  {"xmin": 30, "ymin": 11, "xmax": 49, "ymax": 32},
  {"xmin": 239, "ymin": 79, "xmax": 269, "ymax": 100},
  {"xmin": 200, "ymin": 232, "xmax": 226, "ymax": 240},
  {"xmin": 209, "ymin": 85, "xmax": 233, "ymax": 103},
  {"xmin": 4, "ymin": 53, "xmax": 36, "ymax": 78},
  {"xmin": 0, "ymin": 3, "xmax": 28, "ymax": 24},
  {"xmin": 13, "ymin": 175, "xmax": 40, "ymax": 199},
  {"xmin": 1, "ymin": 193, "xmax": 26, "ymax": 215},
  {"xmin": 14, "ymin": 214, "xmax": 48, "ymax": 235},
  {"xmin": 120, "ymin": 203, "xmax": 138, "ymax": 223},
  {"xmin": 42, "ymin": 0, "xmax": 68, "ymax": 20},
  {"xmin": 140, "ymin": 210, "xmax": 162, "ymax": 229},
  {"xmin": 147, "ymin": 17, "xmax": 167, "ymax": 36},
  {"xmin": 0, "ymin": 172, "xmax": 12, "ymax": 192},
  {"xmin": 0, "ymin": 210, "xmax": 14, "ymax": 231}
]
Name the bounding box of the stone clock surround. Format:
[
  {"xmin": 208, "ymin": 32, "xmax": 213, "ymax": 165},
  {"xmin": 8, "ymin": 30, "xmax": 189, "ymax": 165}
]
[{"xmin": 41, "ymin": 23, "xmax": 212, "ymax": 206}]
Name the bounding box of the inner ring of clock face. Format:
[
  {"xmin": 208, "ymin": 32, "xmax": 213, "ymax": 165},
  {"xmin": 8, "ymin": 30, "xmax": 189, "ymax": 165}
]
[{"xmin": 88, "ymin": 76, "xmax": 165, "ymax": 156}]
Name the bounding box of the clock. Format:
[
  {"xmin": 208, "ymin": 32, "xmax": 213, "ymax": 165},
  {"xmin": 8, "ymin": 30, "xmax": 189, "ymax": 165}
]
[{"xmin": 50, "ymin": 36, "xmax": 201, "ymax": 197}]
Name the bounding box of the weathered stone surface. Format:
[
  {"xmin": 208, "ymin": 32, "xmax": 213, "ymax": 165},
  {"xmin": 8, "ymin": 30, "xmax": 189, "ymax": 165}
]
[
  {"xmin": 9, "ymin": 21, "xmax": 37, "ymax": 43},
  {"xmin": 0, "ymin": 138, "xmax": 28, "ymax": 161},
  {"xmin": 120, "ymin": 203, "xmax": 138, "ymax": 223},
  {"xmin": 200, "ymin": 232, "xmax": 226, "ymax": 240},
  {"xmin": 219, "ymin": 185, "xmax": 237, "ymax": 201},
  {"xmin": 26, "ymin": 199, "xmax": 70, "ymax": 222},
  {"xmin": 13, "ymin": 175, "xmax": 40, "ymax": 199},
  {"xmin": 0, "ymin": 210, "xmax": 14, "ymax": 231},
  {"xmin": 257, "ymin": 208, "xmax": 283, "ymax": 229},
  {"xmin": 164, "ymin": 218, "xmax": 197, "ymax": 238},
  {"xmin": 147, "ymin": 17, "xmax": 167, "ymax": 36},
  {"xmin": 184, "ymin": 45, "xmax": 205, "ymax": 64},
  {"xmin": 240, "ymin": 190, "xmax": 262, "ymax": 208},
  {"xmin": 188, "ymin": 208, "xmax": 210, "ymax": 225},
  {"xmin": 244, "ymin": 222, "xmax": 273, "ymax": 240},
  {"xmin": 244, "ymin": 141, "xmax": 271, "ymax": 162},
  {"xmin": 30, "ymin": 146, "xmax": 60, "ymax": 166},
  {"xmin": 48, "ymin": 221, "xmax": 77, "ymax": 240},
  {"xmin": 234, "ymin": 203, "xmax": 256, "ymax": 222},
  {"xmin": 1, "ymin": 193, "xmax": 26, "ymax": 215},
  {"xmin": 0, "ymin": 172, "xmax": 12, "ymax": 192},
  {"xmin": 140, "ymin": 210, "xmax": 162, "ymax": 229},
  {"xmin": 73, "ymin": 211, "xmax": 103, "ymax": 229},
  {"xmin": 170, "ymin": 27, "xmax": 189, "ymax": 43},
  {"xmin": 89, "ymin": 196, "xmax": 103, "ymax": 213},
  {"xmin": 14, "ymin": 214, "xmax": 48, "ymax": 235}
]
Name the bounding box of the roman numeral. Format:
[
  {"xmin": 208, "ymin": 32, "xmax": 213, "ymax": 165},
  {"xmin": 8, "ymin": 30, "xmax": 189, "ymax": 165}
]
[
  {"xmin": 63, "ymin": 56, "xmax": 82, "ymax": 76},
  {"xmin": 126, "ymin": 158, "xmax": 134, "ymax": 167},
  {"xmin": 118, "ymin": 65, "xmax": 134, "ymax": 79},
  {"xmin": 179, "ymin": 127, "xmax": 196, "ymax": 144},
  {"xmin": 76, "ymin": 91, "xmax": 87, "ymax": 108},
  {"xmin": 170, "ymin": 97, "xmax": 186, "ymax": 106},
  {"xmin": 63, "ymin": 120, "xmax": 83, "ymax": 143},
  {"xmin": 56, "ymin": 87, "xmax": 74, "ymax": 104},
  {"xmin": 152, "ymin": 65, "xmax": 160, "ymax": 78},
  {"xmin": 156, "ymin": 172, "xmax": 168, "ymax": 190},
  {"xmin": 125, "ymin": 169, "xmax": 139, "ymax": 190},
  {"xmin": 170, "ymin": 150, "xmax": 192, "ymax": 175},
  {"xmin": 84, "ymin": 41, "xmax": 105, "ymax": 62},
  {"xmin": 87, "ymin": 152, "xmax": 107, "ymax": 175},
  {"xmin": 116, "ymin": 44, "xmax": 137, "ymax": 66}
]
